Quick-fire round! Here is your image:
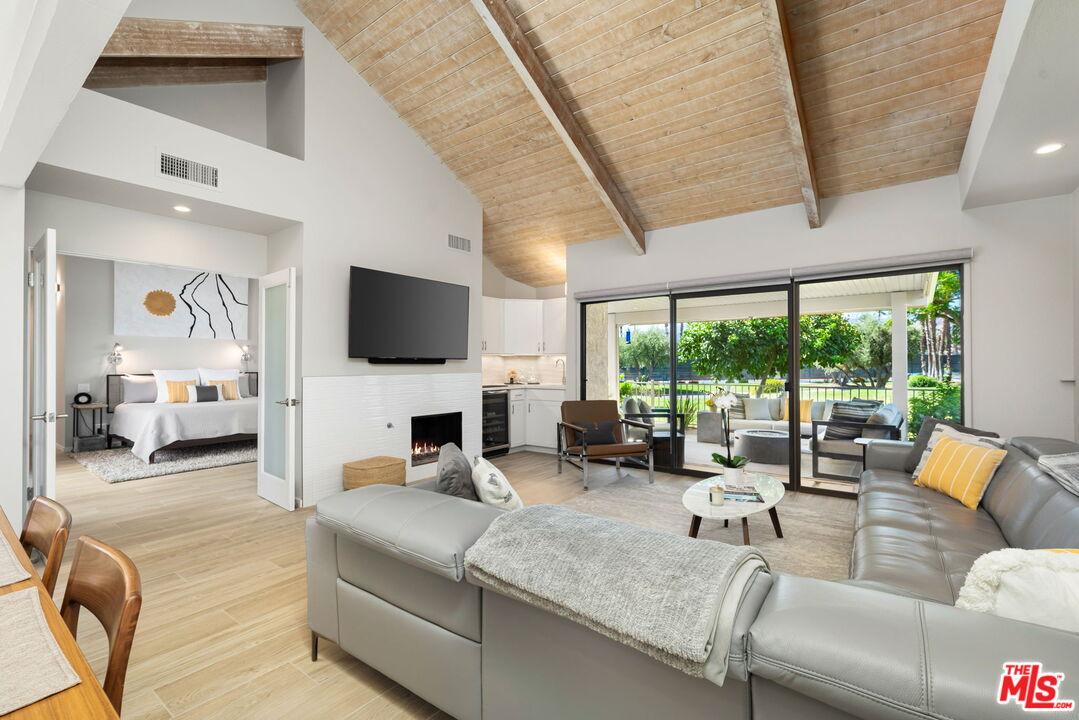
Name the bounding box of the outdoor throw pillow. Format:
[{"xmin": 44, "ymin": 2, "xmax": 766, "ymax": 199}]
[
  {"xmin": 435, "ymin": 443, "xmax": 479, "ymax": 501},
  {"xmin": 956, "ymin": 548, "xmax": 1079, "ymax": 633},
  {"xmin": 742, "ymin": 397, "xmax": 773, "ymax": 421},
  {"xmin": 914, "ymin": 434, "xmax": 1007, "ymax": 509},
  {"xmin": 823, "ymin": 399, "xmax": 881, "ymax": 440},
  {"xmin": 905, "ymin": 417, "xmax": 1000, "ymax": 474},
  {"xmin": 471, "ymin": 457, "xmax": 523, "ymax": 511},
  {"xmin": 572, "ymin": 420, "xmax": 617, "ymax": 446},
  {"xmin": 727, "ymin": 394, "xmax": 747, "ymax": 420},
  {"xmin": 783, "ymin": 399, "xmax": 813, "ymax": 422},
  {"xmin": 911, "ymin": 424, "xmax": 1004, "ymax": 479}
]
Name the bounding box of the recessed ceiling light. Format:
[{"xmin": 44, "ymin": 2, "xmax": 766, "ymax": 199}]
[
  {"xmin": 173, "ymin": 205, "xmax": 191, "ymax": 213},
  {"xmin": 1035, "ymin": 142, "xmax": 1064, "ymax": 155}
]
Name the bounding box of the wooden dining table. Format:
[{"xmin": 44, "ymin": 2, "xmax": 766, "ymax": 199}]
[{"xmin": 0, "ymin": 506, "xmax": 118, "ymax": 719}]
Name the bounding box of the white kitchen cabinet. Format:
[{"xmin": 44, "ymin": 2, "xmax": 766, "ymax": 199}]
[
  {"xmin": 542, "ymin": 297, "xmax": 567, "ymax": 354},
  {"xmin": 502, "ymin": 299, "xmax": 544, "ymax": 355},
  {"xmin": 525, "ymin": 399, "xmax": 562, "ymax": 449},
  {"xmin": 482, "ymin": 296, "xmax": 504, "ymax": 354},
  {"xmin": 509, "ymin": 399, "xmax": 526, "ymax": 447}
]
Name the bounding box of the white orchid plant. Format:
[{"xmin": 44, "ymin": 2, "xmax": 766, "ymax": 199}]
[{"xmin": 707, "ymin": 390, "xmax": 748, "ymax": 469}]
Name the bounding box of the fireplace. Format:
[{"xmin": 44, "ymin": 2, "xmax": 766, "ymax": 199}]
[{"xmin": 411, "ymin": 411, "xmax": 463, "ymax": 466}]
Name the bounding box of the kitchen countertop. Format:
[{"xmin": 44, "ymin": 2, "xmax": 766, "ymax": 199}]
[{"xmin": 482, "ymin": 384, "xmax": 566, "ymax": 390}]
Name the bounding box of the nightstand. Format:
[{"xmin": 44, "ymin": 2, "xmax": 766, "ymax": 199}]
[{"xmin": 71, "ymin": 402, "xmax": 107, "ymax": 452}]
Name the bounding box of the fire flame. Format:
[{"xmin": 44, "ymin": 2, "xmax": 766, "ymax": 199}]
[{"xmin": 412, "ymin": 442, "xmax": 441, "ymax": 457}]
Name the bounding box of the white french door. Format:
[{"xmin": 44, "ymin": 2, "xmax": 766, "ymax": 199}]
[
  {"xmin": 28, "ymin": 229, "xmax": 62, "ymax": 502},
  {"xmin": 257, "ymin": 268, "xmax": 298, "ymax": 510}
]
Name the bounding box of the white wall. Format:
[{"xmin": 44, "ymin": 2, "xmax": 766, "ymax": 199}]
[
  {"xmin": 0, "ymin": 186, "xmax": 25, "ymax": 528},
  {"xmin": 26, "ymin": 191, "xmax": 268, "ymax": 277},
  {"xmin": 96, "ymin": 83, "xmax": 269, "ymax": 147},
  {"xmin": 483, "ymin": 256, "xmax": 565, "ymax": 300},
  {"xmin": 57, "ymin": 255, "xmax": 258, "ymax": 449},
  {"xmin": 567, "ymin": 175, "xmax": 1076, "ymax": 441}
]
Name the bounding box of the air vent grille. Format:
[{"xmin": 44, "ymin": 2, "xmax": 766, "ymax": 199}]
[
  {"xmin": 448, "ymin": 234, "xmax": 471, "ymax": 253},
  {"xmin": 159, "ymin": 152, "xmax": 219, "ymax": 188}
]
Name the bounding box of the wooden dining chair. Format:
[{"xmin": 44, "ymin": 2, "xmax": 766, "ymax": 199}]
[
  {"xmin": 60, "ymin": 536, "xmax": 143, "ymax": 715},
  {"xmin": 19, "ymin": 496, "xmax": 72, "ymax": 596}
]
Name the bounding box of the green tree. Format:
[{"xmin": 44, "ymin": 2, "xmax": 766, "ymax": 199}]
[
  {"xmin": 677, "ymin": 315, "xmax": 856, "ymax": 396},
  {"xmin": 619, "ymin": 327, "xmax": 670, "ymax": 380},
  {"xmin": 909, "ymin": 271, "xmax": 961, "ymax": 380},
  {"xmin": 830, "ymin": 314, "xmax": 921, "ymax": 388}
]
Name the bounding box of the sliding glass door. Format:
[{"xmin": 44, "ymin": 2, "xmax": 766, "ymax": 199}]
[{"xmin": 578, "ymin": 264, "xmax": 964, "ymax": 496}]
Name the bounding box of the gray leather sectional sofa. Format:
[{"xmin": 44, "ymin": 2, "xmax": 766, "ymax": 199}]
[{"xmin": 306, "ymin": 437, "xmax": 1079, "ymax": 720}]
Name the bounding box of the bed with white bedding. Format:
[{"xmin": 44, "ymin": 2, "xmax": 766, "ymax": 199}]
[{"xmin": 109, "ymin": 397, "xmax": 258, "ymax": 463}]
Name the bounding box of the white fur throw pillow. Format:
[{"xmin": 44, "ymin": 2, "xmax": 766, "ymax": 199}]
[
  {"xmin": 956, "ymin": 548, "xmax": 1079, "ymax": 632},
  {"xmin": 471, "ymin": 457, "xmax": 523, "ymax": 511}
]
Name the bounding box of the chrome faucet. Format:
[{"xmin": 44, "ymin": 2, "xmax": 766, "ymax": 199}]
[{"xmin": 554, "ymin": 358, "xmax": 566, "ymax": 385}]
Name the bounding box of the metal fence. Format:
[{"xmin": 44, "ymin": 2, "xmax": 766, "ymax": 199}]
[{"xmin": 624, "ymin": 380, "xmax": 938, "ymax": 429}]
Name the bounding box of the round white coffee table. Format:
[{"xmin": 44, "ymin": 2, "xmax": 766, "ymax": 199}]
[{"xmin": 682, "ymin": 473, "xmax": 785, "ymax": 545}]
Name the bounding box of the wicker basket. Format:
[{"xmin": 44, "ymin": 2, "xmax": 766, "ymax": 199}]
[{"xmin": 343, "ymin": 456, "xmax": 406, "ymax": 490}]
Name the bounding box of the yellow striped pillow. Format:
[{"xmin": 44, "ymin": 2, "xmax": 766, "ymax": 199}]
[
  {"xmin": 165, "ymin": 380, "xmax": 196, "ymax": 403},
  {"xmin": 210, "ymin": 379, "xmax": 240, "ymax": 401},
  {"xmin": 914, "ymin": 434, "xmax": 1007, "ymax": 509}
]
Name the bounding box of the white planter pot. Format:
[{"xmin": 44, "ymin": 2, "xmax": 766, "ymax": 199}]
[{"xmin": 724, "ymin": 467, "xmax": 744, "ymax": 485}]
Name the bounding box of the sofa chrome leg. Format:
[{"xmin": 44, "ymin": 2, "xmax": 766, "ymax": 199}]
[
  {"xmin": 311, "ymin": 631, "xmax": 318, "ymax": 661},
  {"xmin": 583, "ymin": 458, "xmax": 589, "ymax": 490},
  {"xmin": 615, "ymin": 458, "xmax": 621, "ymax": 473},
  {"xmin": 648, "ymin": 450, "xmax": 654, "ymax": 484}
]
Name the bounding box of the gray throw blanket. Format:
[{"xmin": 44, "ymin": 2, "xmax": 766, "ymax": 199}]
[
  {"xmin": 464, "ymin": 505, "xmax": 767, "ymax": 684},
  {"xmin": 1038, "ymin": 452, "xmax": 1079, "ymax": 497}
]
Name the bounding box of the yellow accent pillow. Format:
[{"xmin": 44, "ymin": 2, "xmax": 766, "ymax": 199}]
[
  {"xmin": 783, "ymin": 399, "xmax": 813, "ymax": 422},
  {"xmin": 210, "ymin": 379, "xmax": 240, "ymax": 401},
  {"xmin": 914, "ymin": 434, "xmax": 1007, "ymax": 509},
  {"xmin": 165, "ymin": 380, "xmax": 196, "ymax": 403},
  {"xmin": 1043, "ymin": 549, "xmax": 1079, "ymax": 554}
]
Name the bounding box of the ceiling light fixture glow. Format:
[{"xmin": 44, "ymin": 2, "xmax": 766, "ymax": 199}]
[
  {"xmin": 1035, "ymin": 142, "xmax": 1064, "ymax": 155},
  {"xmin": 173, "ymin": 205, "xmax": 191, "ymax": 213}
]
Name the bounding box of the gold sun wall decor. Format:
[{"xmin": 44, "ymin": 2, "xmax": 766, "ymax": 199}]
[{"xmin": 143, "ymin": 289, "xmax": 177, "ymax": 317}]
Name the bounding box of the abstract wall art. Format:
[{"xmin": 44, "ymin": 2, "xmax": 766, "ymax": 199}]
[{"xmin": 114, "ymin": 261, "xmax": 249, "ymax": 339}]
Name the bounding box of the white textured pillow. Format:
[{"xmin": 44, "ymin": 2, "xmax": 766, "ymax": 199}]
[
  {"xmin": 471, "ymin": 457, "xmax": 523, "ymax": 511},
  {"xmin": 152, "ymin": 369, "xmax": 200, "ymax": 403},
  {"xmin": 956, "ymin": 549, "xmax": 1079, "ymax": 633},
  {"xmin": 912, "ymin": 423, "xmax": 1004, "ymax": 479},
  {"xmin": 198, "ymin": 367, "xmax": 241, "ymax": 385}
]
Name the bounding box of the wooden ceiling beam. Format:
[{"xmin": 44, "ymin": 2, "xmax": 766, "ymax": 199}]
[
  {"xmin": 760, "ymin": 0, "xmax": 821, "ymax": 228},
  {"xmin": 85, "ymin": 58, "xmax": 268, "ymax": 89},
  {"xmin": 469, "ymin": 0, "xmax": 646, "ymax": 255},
  {"xmin": 100, "ymin": 18, "xmax": 303, "ymax": 59}
]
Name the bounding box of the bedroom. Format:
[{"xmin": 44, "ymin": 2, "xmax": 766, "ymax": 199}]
[{"xmin": 58, "ymin": 254, "xmax": 260, "ymax": 478}]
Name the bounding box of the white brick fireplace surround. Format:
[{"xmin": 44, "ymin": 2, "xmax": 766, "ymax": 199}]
[{"xmin": 302, "ymin": 373, "xmax": 482, "ymax": 506}]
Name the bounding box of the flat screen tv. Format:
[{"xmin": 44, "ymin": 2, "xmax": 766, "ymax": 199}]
[{"xmin": 348, "ymin": 266, "xmax": 469, "ymax": 362}]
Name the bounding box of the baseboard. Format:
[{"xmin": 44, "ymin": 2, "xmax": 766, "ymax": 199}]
[{"xmin": 509, "ymin": 445, "xmax": 557, "ymax": 455}]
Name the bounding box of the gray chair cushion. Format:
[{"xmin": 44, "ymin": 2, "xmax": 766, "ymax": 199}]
[
  {"xmin": 316, "ymin": 484, "xmax": 503, "ymax": 581},
  {"xmin": 861, "ymin": 404, "xmax": 902, "ymax": 439},
  {"xmin": 904, "ymin": 417, "xmax": 1000, "ymax": 473},
  {"xmin": 848, "ymin": 469, "xmax": 1008, "ymax": 603},
  {"xmin": 436, "ymin": 443, "xmax": 478, "ymax": 501},
  {"xmin": 824, "ymin": 399, "xmax": 880, "ymax": 439}
]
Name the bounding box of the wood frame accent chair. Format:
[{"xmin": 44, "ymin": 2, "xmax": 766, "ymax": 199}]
[
  {"xmin": 19, "ymin": 496, "xmax": 72, "ymax": 596},
  {"xmin": 557, "ymin": 400, "xmax": 654, "ymax": 490},
  {"xmin": 60, "ymin": 536, "xmax": 143, "ymax": 715}
]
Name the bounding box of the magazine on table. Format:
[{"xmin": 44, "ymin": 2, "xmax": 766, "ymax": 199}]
[{"xmin": 723, "ymin": 480, "xmax": 764, "ymax": 503}]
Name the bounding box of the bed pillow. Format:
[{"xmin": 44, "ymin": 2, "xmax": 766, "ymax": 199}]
[
  {"xmin": 152, "ymin": 369, "xmax": 200, "ymax": 403},
  {"xmin": 238, "ymin": 372, "xmax": 254, "ymax": 398},
  {"xmin": 165, "ymin": 380, "xmax": 197, "ymax": 403},
  {"xmin": 199, "ymin": 368, "xmax": 241, "ymax": 385},
  {"xmin": 121, "ymin": 375, "xmax": 157, "ymax": 404},
  {"xmin": 210, "ymin": 379, "xmax": 241, "ymax": 401},
  {"xmin": 186, "ymin": 385, "xmax": 223, "ymax": 403}
]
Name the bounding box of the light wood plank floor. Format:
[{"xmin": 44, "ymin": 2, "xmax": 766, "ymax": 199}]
[{"xmin": 48, "ymin": 450, "xmax": 796, "ymax": 719}]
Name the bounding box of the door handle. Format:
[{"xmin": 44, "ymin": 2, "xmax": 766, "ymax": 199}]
[
  {"xmin": 274, "ymin": 399, "xmax": 300, "ymax": 407},
  {"xmin": 30, "ymin": 412, "xmax": 67, "ymax": 422}
]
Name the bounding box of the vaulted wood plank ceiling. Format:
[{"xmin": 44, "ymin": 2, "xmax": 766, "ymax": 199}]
[{"xmin": 297, "ymin": 0, "xmax": 1003, "ymax": 286}]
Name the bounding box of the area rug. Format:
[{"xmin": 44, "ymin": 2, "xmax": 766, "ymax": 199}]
[
  {"xmin": 561, "ymin": 477, "xmax": 855, "ymax": 581},
  {"xmin": 70, "ymin": 441, "xmax": 257, "ymax": 483}
]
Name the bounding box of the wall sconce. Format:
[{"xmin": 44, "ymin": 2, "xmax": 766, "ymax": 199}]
[
  {"xmin": 240, "ymin": 344, "xmax": 252, "ymax": 370},
  {"xmin": 107, "ymin": 343, "xmax": 124, "ymax": 367}
]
